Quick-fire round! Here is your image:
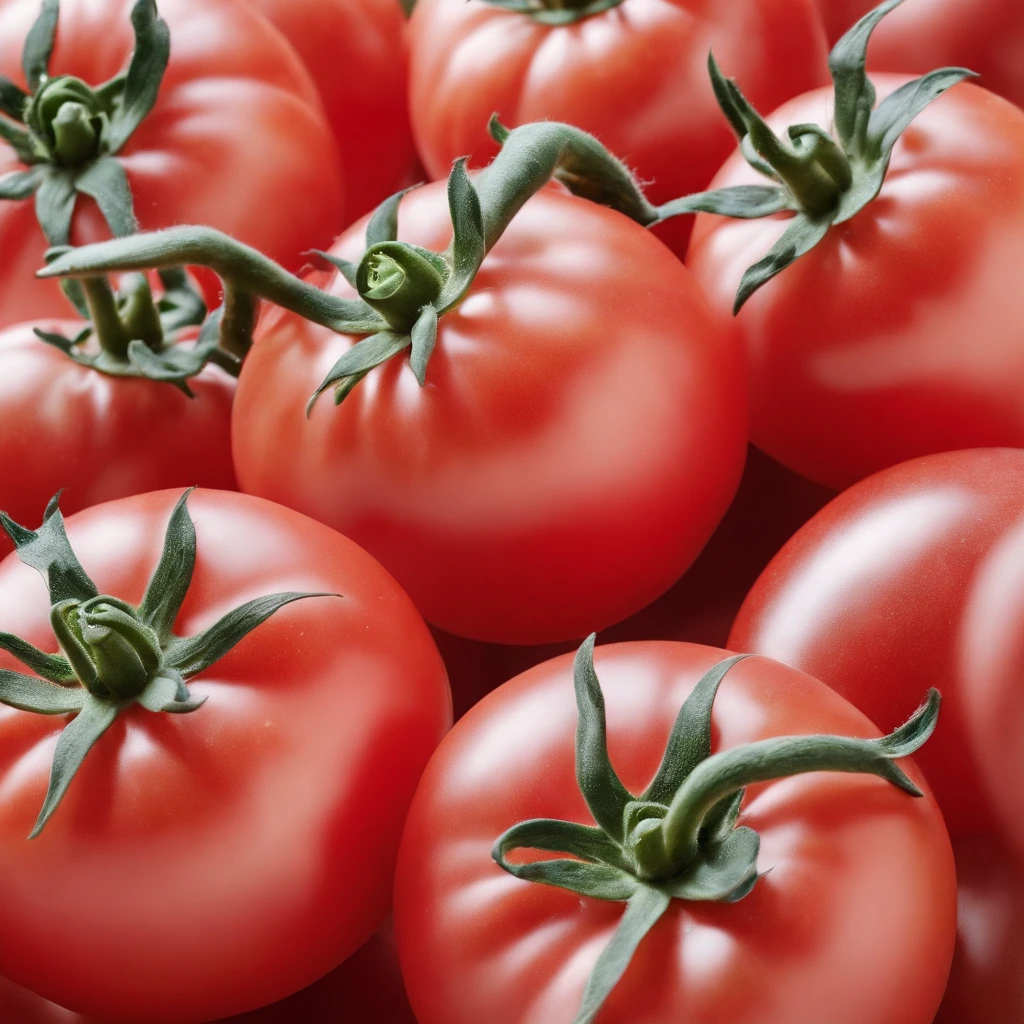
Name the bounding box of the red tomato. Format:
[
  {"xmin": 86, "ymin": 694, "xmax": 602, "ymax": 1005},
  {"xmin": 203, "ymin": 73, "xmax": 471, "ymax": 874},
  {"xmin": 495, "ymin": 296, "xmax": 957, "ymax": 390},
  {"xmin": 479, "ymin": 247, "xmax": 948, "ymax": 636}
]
[
  {"xmin": 436, "ymin": 446, "xmax": 834, "ymax": 718},
  {"xmin": 232, "ymin": 181, "xmax": 747, "ymax": 645},
  {"xmin": 961, "ymin": 516, "xmax": 1024, "ymax": 857},
  {"xmin": 728, "ymin": 447, "xmax": 1024, "ymax": 840},
  {"xmin": 819, "ymin": 0, "xmax": 1024, "ymax": 110},
  {"xmin": 395, "ymin": 641, "xmax": 955, "ymax": 1024},
  {"xmin": 1, "ymin": 925, "xmax": 416, "ymax": 1024},
  {"xmin": 0, "ymin": 319, "xmax": 235, "ymax": 557},
  {"xmin": 0, "ymin": 489, "xmax": 451, "ymax": 1023},
  {"xmin": 933, "ymin": 835, "xmax": 1024, "ymax": 1023},
  {"xmin": 407, "ymin": 0, "xmax": 828, "ymax": 252},
  {"xmin": 688, "ymin": 78, "xmax": 1024, "ymax": 490},
  {"xmin": 245, "ymin": 0, "xmax": 417, "ymax": 224},
  {"xmin": 0, "ymin": 0, "xmax": 342, "ymax": 326}
]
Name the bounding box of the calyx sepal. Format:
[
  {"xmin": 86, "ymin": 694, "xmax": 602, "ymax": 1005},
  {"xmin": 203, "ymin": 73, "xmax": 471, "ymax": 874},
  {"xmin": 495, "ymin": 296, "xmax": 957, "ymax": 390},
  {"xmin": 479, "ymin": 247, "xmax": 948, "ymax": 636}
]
[
  {"xmin": 655, "ymin": 0, "xmax": 976, "ymax": 312},
  {"xmin": 0, "ymin": 489, "xmax": 337, "ymax": 836},
  {"xmin": 492, "ymin": 634, "xmax": 940, "ymax": 1023}
]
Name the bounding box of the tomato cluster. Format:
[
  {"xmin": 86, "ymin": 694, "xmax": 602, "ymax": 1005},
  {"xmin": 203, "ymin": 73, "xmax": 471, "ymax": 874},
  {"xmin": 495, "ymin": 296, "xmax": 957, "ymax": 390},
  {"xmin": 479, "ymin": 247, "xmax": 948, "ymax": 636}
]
[{"xmin": 1, "ymin": 0, "xmax": 1023, "ymax": 1020}]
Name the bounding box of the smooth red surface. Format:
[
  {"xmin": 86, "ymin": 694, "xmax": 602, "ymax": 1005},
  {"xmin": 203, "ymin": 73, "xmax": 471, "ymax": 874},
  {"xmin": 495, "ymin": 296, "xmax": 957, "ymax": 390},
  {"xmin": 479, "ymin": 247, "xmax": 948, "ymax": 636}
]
[
  {"xmin": 688, "ymin": 78, "xmax": 1024, "ymax": 489},
  {"xmin": 819, "ymin": 0, "xmax": 1024, "ymax": 110},
  {"xmin": 395, "ymin": 641, "xmax": 956, "ymax": 1024},
  {"xmin": 961, "ymin": 517, "xmax": 1024, "ymax": 857},
  {"xmin": 0, "ymin": 0, "xmax": 342, "ymax": 326},
  {"xmin": 933, "ymin": 835, "xmax": 1024, "ymax": 1023},
  {"xmin": 435, "ymin": 445, "xmax": 835, "ymax": 718},
  {"xmin": 0, "ymin": 924, "xmax": 416, "ymax": 1023},
  {"xmin": 232, "ymin": 182, "xmax": 747, "ymax": 644},
  {"xmin": 729, "ymin": 448, "xmax": 1024, "ymax": 840},
  {"xmin": 408, "ymin": 0, "xmax": 828, "ymax": 253},
  {"xmin": 0, "ymin": 489, "xmax": 451, "ymax": 1023},
  {"xmin": 246, "ymin": 0, "xmax": 417, "ymax": 224},
  {"xmin": 0, "ymin": 319, "xmax": 236, "ymax": 557}
]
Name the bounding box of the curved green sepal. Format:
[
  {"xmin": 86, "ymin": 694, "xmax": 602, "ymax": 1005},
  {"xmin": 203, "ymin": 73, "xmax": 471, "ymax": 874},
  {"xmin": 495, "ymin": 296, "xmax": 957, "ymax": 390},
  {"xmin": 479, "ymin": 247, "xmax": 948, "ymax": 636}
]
[
  {"xmin": 572, "ymin": 886, "xmax": 672, "ymax": 1024},
  {"xmin": 30, "ymin": 694, "xmax": 119, "ymax": 838},
  {"xmin": 307, "ymin": 331, "xmax": 411, "ymax": 413},
  {"xmin": 22, "ymin": 0, "xmax": 59, "ymax": 94},
  {"xmin": 0, "ymin": 669, "xmax": 85, "ymax": 715},
  {"xmin": 0, "ymin": 633, "xmax": 75, "ymax": 685},
  {"xmin": 0, "ymin": 494, "xmax": 98, "ymax": 605},
  {"xmin": 0, "ymin": 76, "xmax": 29, "ymax": 121},
  {"xmin": 74, "ymin": 156, "xmax": 138, "ymax": 237},
  {"xmin": 164, "ymin": 591, "xmax": 339, "ymax": 680}
]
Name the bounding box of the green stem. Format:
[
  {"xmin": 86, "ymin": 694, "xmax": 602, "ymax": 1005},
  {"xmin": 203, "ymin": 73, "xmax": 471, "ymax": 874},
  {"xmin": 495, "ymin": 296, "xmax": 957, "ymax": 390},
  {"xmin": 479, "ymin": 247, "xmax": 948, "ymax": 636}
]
[
  {"xmin": 81, "ymin": 275, "xmax": 132, "ymax": 360},
  {"xmin": 118, "ymin": 274, "xmax": 164, "ymax": 352}
]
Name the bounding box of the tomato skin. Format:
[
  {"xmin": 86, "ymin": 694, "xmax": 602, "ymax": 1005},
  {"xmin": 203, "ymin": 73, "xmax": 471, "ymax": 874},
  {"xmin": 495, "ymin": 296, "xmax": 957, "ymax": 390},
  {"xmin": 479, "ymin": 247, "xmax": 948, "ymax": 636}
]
[
  {"xmin": 0, "ymin": 489, "xmax": 451, "ymax": 1023},
  {"xmin": 408, "ymin": 0, "xmax": 828, "ymax": 253},
  {"xmin": 0, "ymin": 320, "xmax": 236, "ymax": 558},
  {"xmin": 232, "ymin": 183, "xmax": 747, "ymax": 645},
  {"xmin": 435, "ymin": 446, "xmax": 834, "ymax": 718},
  {"xmin": 933, "ymin": 835, "xmax": 1024, "ymax": 1023},
  {"xmin": 245, "ymin": 0, "xmax": 417, "ymax": 225},
  {"xmin": 0, "ymin": 0, "xmax": 343, "ymax": 326},
  {"xmin": 819, "ymin": 0, "xmax": 1024, "ymax": 111},
  {"xmin": 961, "ymin": 517, "xmax": 1024, "ymax": 857},
  {"xmin": 689, "ymin": 78, "xmax": 1024, "ymax": 490},
  {"xmin": 728, "ymin": 448, "xmax": 1024, "ymax": 840},
  {"xmin": 0, "ymin": 924, "xmax": 416, "ymax": 1024},
  {"xmin": 395, "ymin": 641, "xmax": 955, "ymax": 1024}
]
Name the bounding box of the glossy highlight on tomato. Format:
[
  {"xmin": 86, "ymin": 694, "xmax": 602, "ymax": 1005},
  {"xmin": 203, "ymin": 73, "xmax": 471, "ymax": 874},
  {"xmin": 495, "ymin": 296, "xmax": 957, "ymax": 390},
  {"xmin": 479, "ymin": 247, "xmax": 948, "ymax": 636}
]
[{"xmin": 729, "ymin": 448, "xmax": 1024, "ymax": 839}]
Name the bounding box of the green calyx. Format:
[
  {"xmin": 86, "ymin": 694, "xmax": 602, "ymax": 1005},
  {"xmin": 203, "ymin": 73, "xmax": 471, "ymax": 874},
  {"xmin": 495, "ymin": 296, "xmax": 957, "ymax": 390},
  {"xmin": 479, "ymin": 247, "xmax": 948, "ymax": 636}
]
[
  {"xmin": 33, "ymin": 264, "xmax": 242, "ymax": 393},
  {"xmin": 0, "ymin": 490, "xmax": 335, "ymax": 837},
  {"xmin": 0, "ymin": 0, "xmax": 170, "ymax": 249},
  {"xmin": 475, "ymin": 0, "xmax": 626, "ymax": 28},
  {"xmin": 37, "ymin": 119, "xmax": 660, "ymax": 410},
  {"xmin": 654, "ymin": 0, "xmax": 976, "ymax": 312},
  {"xmin": 493, "ymin": 635, "xmax": 941, "ymax": 1024}
]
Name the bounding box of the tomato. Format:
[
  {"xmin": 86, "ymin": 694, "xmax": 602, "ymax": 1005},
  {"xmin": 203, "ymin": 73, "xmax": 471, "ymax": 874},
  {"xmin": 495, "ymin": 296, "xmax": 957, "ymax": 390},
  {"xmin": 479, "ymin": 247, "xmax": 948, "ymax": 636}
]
[
  {"xmin": 960, "ymin": 516, "xmax": 1024, "ymax": 857},
  {"xmin": 687, "ymin": 75, "xmax": 1024, "ymax": 489},
  {"xmin": 407, "ymin": 0, "xmax": 828, "ymax": 252},
  {"xmin": 0, "ymin": 0, "xmax": 342, "ymax": 326},
  {"xmin": 0, "ymin": 488, "xmax": 451, "ymax": 1023},
  {"xmin": 436, "ymin": 446, "xmax": 834, "ymax": 717},
  {"xmin": 0, "ymin": 975, "xmax": 80, "ymax": 1023},
  {"xmin": 395, "ymin": 640, "xmax": 955, "ymax": 1024},
  {"xmin": 933, "ymin": 835, "xmax": 1024, "ymax": 1023},
  {"xmin": 728, "ymin": 447, "xmax": 1024, "ymax": 840},
  {"xmin": 230, "ymin": 180, "xmax": 747, "ymax": 644},
  {"xmin": 225, "ymin": 924, "xmax": 416, "ymax": 1024},
  {"xmin": 1, "ymin": 924, "xmax": 416, "ymax": 1023},
  {"xmin": 0, "ymin": 313, "xmax": 235, "ymax": 559},
  {"xmin": 819, "ymin": 0, "xmax": 1024, "ymax": 110},
  {"xmin": 246, "ymin": 0, "xmax": 418, "ymax": 224}
]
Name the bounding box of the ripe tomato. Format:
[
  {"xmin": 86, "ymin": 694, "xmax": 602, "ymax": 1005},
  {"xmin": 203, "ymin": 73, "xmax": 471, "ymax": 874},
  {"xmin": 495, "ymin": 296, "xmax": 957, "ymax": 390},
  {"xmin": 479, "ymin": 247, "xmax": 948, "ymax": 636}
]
[
  {"xmin": 245, "ymin": 0, "xmax": 417, "ymax": 224},
  {"xmin": 395, "ymin": 640, "xmax": 955, "ymax": 1024},
  {"xmin": 933, "ymin": 835, "xmax": 1024, "ymax": 1023},
  {"xmin": 407, "ymin": 0, "xmax": 828, "ymax": 252},
  {"xmin": 0, "ymin": 317, "xmax": 235, "ymax": 557},
  {"xmin": 819, "ymin": 0, "xmax": 1024, "ymax": 110},
  {"xmin": 961, "ymin": 516, "xmax": 1024, "ymax": 857},
  {"xmin": 0, "ymin": 975, "xmax": 79, "ymax": 1022},
  {"xmin": 729, "ymin": 448, "xmax": 1024, "ymax": 840},
  {"xmin": 0, "ymin": 488, "xmax": 451, "ymax": 1023},
  {"xmin": 688, "ymin": 77, "xmax": 1024, "ymax": 489},
  {"xmin": 0, "ymin": 0, "xmax": 342, "ymax": 326},
  {"xmin": 231, "ymin": 181, "xmax": 747, "ymax": 644}
]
